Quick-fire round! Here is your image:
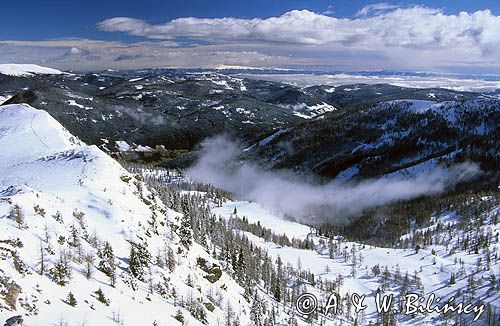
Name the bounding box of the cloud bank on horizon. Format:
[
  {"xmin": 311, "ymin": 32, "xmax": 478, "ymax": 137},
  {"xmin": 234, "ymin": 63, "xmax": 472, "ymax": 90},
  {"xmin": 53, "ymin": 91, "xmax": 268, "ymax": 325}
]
[
  {"xmin": 98, "ymin": 7, "xmax": 499, "ymax": 52},
  {"xmin": 1, "ymin": 3, "xmax": 500, "ymax": 74}
]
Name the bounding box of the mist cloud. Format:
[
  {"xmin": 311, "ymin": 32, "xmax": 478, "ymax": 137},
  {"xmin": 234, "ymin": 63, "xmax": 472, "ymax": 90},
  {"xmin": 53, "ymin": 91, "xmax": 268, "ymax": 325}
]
[
  {"xmin": 187, "ymin": 136, "xmax": 481, "ymax": 223},
  {"xmin": 114, "ymin": 105, "xmax": 166, "ymax": 126}
]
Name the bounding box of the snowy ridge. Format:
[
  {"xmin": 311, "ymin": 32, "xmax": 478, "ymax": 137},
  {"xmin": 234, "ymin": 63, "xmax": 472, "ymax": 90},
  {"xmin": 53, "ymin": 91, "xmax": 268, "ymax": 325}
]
[
  {"xmin": 0, "ymin": 104, "xmax": 250, "ymax": 325},
  {"xmin": 0, "ymin": 104, "xmax": 81, "ymax": 168},
  {"xmin": 0, "ymin": 64, "xmax": 63, "ymax": 77},
  {"xmin": 0, "ymin": 95, "xmax": 12, "ymax": 105}
]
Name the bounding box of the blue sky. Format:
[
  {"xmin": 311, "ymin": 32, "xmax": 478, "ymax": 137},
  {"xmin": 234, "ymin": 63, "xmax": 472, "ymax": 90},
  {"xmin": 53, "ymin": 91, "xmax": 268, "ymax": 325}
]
[
  {"xmin": 2, "ymin": 0, "xmax": 499, "ymax": 40},
  {"xmin": 1, "ymin": 1, "xmax": 500, "ymax": 72}
]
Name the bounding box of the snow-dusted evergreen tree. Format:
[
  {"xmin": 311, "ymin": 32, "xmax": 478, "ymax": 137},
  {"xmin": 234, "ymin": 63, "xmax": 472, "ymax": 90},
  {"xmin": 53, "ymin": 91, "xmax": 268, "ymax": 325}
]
[
  {"xmin": 166, "ymin": 247, "xmax": 176, "ymax": 272},
  {"xmin": 250, "ymin": 294, "xmax": 263, "ymax": 326},
  {"xmin": 178, "ymin": 213, "xmax": 193, "ymax": 249},
  {"xmin": 10, "ymin": 204, "xmax": 25, "ymax": 229},
  {"xmin": 37, "ymin": 239, "xmax": 46, "ymax": 275},
  {"xmin": 66, "ymin": 292, "xmax": 77, "ymax": 307},
  {"xmin": 50, "ymin": 250, "xmax": 72, "ymax": 286},
  {"xmin": 98, "ymin": 241, "xmax": 116, "ymax": 286},
  {"xmin": 83, "ymin": 253, "xmax": 95, "ymax": 280},
  {"xmin": 129, "ymin": 242, "xmax": 150, "ymax": 281}
]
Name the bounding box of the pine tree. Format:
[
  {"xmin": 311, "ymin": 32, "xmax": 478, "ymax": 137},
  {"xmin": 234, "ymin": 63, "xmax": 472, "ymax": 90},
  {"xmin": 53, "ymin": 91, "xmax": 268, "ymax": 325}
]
[
  {"xmin": 95, "ymin": 288, "xmax": 109, "ymax": 305},
  {"xmin": 467, "ymin": 275, "xmax": 477, "ymax": 297},
  {"xmin": 174, "ymin": 310, "xmax": 184, "ymax": 324},
  {"xmin": 129, "ymin": 242, "xmax": 150, "ymax": 281},
  {"xmin": 236, "ymin": 247, "xmax": 245, "ymax": 281},
  {"xmin": 66, "ymin": 292, "xmax": 77, "ymax": 307},
  {"xmin": 178, "ymin": 213, "xmax": 193, "ymax": 249},
  {"xmin": 38, "ymin": 239, "xmax": 46, "ymax": 275},
  {"xmin": 328, "ymin": 239, "xmax": 335, "ymax": 259},
  {"xmin": 250, "ymin": 294, "xmax": 263, "ymax": 326},
  {"xmin": 69, "ymin": 222, "xmax": 80, "ymax": 247},
  {"xmin": 449, "ymin": 273, "xmax": 456, "ymax": 285},
  {"xmin": 224, "ymin": 301, "xmax": 233, "ymax": 326},
  {"xmin": 166, "ymin": 248, "xmax": 176, "ymax": 272},
  {"xmin": 10, "ymin": 205, "xmax": 25, "ymax": 229},
  {"xmin": 52, "ymin": 210, "xmax": 63, "ymax": 224},
  {"xmin": 98, "ymin": 241, "xmax": 116, "ymax": 286},
  {"xmin": 50, "ymin": 251, "xmax": 71, "ymax": 286},
  {"xmin": 273, "ymin": 277, "xmax": 281, "ymax": 302},
  {"xmin": 84, "ymin": 253, "xmax": 95, "ymax": 280}
]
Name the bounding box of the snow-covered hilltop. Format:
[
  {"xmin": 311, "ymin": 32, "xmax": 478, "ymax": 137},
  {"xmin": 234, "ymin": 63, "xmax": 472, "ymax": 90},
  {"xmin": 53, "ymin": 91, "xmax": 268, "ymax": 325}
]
[
  {"xmin": 0, "ymin": 64, "xmax": 63, "ymax": 77},
  {"xmin": 0, "ymin": 104, "xmax": 250, "ymax": 325}
]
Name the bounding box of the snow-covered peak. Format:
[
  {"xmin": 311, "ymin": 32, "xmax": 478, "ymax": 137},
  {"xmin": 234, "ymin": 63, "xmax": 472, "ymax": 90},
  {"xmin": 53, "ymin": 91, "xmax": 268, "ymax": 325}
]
[
  {"xmin": 388, "ymin": 99, "xmax": 440, "ymax": 113},
  {"xmin": 2, "ymin": 103, "xmax": 148, "ymax": 203},
  {"xmin": 0, "ymin": 104, "xmax": 252, "ymax": 325},
  {"xmin": 0, "ymin": 104, "xmax": 81, "ymax": 167},
  {"xmin": 0, "ymin": 64, "xmax": 63, "ymax": 76},
  {"xmin": 0, "ymin": 103, "xmax": 158, "ymax": 247}
]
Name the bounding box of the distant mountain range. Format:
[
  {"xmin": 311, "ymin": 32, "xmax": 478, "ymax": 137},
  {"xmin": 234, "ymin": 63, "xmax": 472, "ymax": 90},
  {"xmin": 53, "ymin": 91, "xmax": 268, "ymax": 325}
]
[{"xmin": 1, "ymin": 65, "xmax": 499, "ymax": 183}]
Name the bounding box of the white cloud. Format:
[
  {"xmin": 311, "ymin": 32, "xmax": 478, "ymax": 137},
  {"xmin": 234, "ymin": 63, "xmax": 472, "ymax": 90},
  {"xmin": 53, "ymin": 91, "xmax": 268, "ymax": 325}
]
[
  {"xmin": 1, "ymin": 5, "xmax": 499, "ymax": 73},
  {"xmin": 187, "ymin": 136, "xmax": 481, "ymax": 221},
  {"xmin": 0, "ymin": 39, "xmax": 290, "ymax": 71},
  {"xmin": 356, "ymin": 2, "xmax": 400, "ymax": 17},
  {"xmin": 98, "ymin": 7, "xmax": 500, "ymax": 58},
  {"xmin": 321, "ymin": 5, "xmax": 335, "ymax": 16}
]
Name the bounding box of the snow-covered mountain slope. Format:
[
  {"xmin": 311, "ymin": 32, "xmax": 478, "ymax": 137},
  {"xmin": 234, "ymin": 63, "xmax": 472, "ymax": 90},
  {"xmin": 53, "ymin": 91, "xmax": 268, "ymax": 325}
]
[
  {"xmin": 211, "ymin": 194, "xmax": 500, "ymax": 325},
  {"xmin": 277, "ymin": 102, "xmax": 336, "ymax": 119},
  {"xmin": 0, "ymin": 64, "xmax": 63, "ymax": 77},
  {"xmin": 245, "ymin": 98, "xmax": 499, "ymax": 182},
  {"xmin": 0, "ymin": 104, "xmax": 251, "ymax": 325},
  {"xmin": 1, "ymin": 102, "xmax": 498, "ymax": 325},
  {"xmin": 0, "ymin": 104, "xmax": 82, "ymax": 168},
  {"xmin": 134, "ymin": 164, "xmax": 500, "ymax": 325}
]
